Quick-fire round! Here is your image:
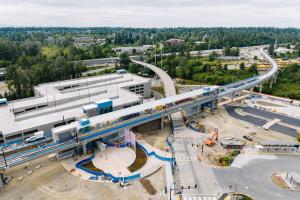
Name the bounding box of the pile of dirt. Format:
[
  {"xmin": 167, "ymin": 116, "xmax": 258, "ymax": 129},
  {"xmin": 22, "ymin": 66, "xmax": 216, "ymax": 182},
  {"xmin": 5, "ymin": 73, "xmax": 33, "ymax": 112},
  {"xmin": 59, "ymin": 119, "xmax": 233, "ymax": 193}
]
[
  {"xmin": 140, "ymin": 179, "xmax": 157, "ymax": 195},
  {"xmin": 271, "ymin": 173, "xmax": 289, "ymax": 189}
]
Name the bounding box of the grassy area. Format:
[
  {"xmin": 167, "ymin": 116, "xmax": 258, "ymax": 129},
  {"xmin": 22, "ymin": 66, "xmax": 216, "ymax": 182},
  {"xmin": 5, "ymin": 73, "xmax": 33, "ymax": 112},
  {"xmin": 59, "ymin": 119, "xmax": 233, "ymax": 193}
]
[
  {"xmin": 218, "ymin": 150, "xmax": 240, "ymax": 166},
  {"xmin": 177, "ymin": 79, "xmax": 203, "ymax": 85},
  {"xmin": 81, "ymin": 161, "xmax": 104, "ymax": 173},
  {"xmin": 263, "ymin": 64, "xmax": 300, "ymax": 100},
  {"xmin": 41, "ymin": 46, "xmax": 61, "ymax": 58},
  {"xmin": 127, "ymin": 147, "xmax": 147, "ymax": 172},
  {"xmin": 297, "ymin": 134, "xmax": 300, "ymax": 142}
]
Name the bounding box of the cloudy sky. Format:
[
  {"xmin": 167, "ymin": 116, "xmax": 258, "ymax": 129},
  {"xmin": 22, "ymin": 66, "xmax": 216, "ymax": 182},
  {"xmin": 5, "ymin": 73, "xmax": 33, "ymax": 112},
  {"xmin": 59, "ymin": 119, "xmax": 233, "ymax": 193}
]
[{"xmin": 0, "ymin": 0, "xmax": 299, "ymax": 27}]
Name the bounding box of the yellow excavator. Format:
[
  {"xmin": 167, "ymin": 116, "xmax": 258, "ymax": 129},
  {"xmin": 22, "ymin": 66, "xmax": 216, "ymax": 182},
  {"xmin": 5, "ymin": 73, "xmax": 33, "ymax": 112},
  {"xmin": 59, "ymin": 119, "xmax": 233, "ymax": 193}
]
[{"xmin": 204, "ymin": 128, "xmax": 218, "ymax": 146}]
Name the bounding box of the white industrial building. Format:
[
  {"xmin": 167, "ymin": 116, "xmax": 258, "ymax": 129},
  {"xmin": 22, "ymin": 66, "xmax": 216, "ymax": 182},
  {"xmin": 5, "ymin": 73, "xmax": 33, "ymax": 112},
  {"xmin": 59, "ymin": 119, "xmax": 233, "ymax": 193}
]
[{"xmin": 0, "ymin": 73, "xmax": 151, "ymax": 145}]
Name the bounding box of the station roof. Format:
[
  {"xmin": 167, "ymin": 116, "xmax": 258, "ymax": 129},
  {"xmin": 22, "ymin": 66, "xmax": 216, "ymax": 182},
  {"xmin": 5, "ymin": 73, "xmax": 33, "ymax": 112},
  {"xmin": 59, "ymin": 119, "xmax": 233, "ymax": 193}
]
[{"xmin": 0, "ymin": 73, "xmax": 149, "ymax": 136}]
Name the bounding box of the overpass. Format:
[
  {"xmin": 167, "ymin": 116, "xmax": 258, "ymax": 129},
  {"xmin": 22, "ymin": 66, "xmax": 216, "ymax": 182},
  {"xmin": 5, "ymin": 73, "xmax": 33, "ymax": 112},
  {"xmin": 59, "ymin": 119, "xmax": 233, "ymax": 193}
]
[
  {"xmin": 131, "ymin": 59, "xmax": 186, "ymax": 132},
  {"xmin": 0, "ymin": 49, "xmax": 278, "ymax": 170}
]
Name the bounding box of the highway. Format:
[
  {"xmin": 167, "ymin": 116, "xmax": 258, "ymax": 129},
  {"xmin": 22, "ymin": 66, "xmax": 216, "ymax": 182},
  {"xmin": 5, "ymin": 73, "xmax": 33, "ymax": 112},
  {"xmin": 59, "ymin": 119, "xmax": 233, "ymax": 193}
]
[{"xmin": 0, "ymin": 48, "xmax": 278, "ymax": 172}]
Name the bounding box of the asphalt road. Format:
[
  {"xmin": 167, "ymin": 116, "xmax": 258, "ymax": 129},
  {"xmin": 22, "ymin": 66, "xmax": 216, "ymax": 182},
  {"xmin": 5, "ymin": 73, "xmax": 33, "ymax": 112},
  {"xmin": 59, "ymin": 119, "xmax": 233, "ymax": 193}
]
[
  {"xmin": 243, "ymin": 107, "xmax": 300, "ymax": 128},
  {"xmin": 173, "ymin": 136, "xmax": 221, "ymax": 196},
  {"xmin": 214, "ymin": 155, "xmax": 300, "ymax": 200},
  {"xmin": 225, "ymin": 105, "xmax": 298, "ymax": 137}
]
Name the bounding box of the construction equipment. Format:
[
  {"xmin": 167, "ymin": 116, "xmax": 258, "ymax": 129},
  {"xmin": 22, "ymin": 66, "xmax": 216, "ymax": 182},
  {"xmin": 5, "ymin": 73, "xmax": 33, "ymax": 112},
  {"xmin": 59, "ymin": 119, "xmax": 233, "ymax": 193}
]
[
  {"xmin": 204, "ymin": 128, "xmax": 218, "ymax": 146},
  {"xmin": 155, "ymin": 104, "xmax": 165, "ymax": 111}
]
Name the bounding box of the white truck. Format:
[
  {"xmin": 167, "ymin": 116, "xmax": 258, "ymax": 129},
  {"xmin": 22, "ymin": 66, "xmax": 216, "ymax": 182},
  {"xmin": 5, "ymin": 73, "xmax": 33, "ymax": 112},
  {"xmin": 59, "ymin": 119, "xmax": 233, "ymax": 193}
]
[{"xmin": 25, "ymin": 131, "xmax": 45, "ymax": 143}]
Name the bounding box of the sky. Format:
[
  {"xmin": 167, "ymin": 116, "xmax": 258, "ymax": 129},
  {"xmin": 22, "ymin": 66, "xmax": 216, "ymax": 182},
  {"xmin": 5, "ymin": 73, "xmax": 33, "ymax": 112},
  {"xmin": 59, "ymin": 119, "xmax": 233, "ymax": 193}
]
[{"xmin": 0, "ymin": 0, "xmax": 299, "ymax": 28}]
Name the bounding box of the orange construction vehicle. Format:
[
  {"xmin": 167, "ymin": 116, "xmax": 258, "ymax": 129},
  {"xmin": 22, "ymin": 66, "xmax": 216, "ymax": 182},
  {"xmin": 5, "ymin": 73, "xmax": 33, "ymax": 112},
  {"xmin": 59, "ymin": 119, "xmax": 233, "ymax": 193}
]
[{"xmin": 204, "ymin": 128, "xmax": 219, "ymax": 146}]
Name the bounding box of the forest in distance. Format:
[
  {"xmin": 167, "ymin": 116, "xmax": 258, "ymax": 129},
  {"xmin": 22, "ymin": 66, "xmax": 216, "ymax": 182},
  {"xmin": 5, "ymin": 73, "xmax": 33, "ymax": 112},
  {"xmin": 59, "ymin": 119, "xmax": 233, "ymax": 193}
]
[{"xmin": 0, "ymin": 27, "xmax": 299, "ymax": 100}]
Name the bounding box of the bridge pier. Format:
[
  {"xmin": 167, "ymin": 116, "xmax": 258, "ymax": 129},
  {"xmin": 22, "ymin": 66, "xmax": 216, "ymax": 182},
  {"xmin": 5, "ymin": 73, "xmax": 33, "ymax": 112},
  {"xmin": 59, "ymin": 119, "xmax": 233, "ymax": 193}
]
[
  {"xmin": 230, "ymin": 93, "xmax": 234, "ymax": 102},
  {"xmin": 0, "ymin": 173, "xmax": 10, "ymax": 188},
  {"xmin": 274, "ymin": 73, "xmax": 278, "ymax": 83},
  {"xmin": 211, "ymin": 99, "xmax": 218, "ymax": 110},
  {"xmin": 161, "ymin": 117, "xmax": 164, "ymax": 130},
  {"xmin": 250, "ymin": 86, "xmax": 254, "ymax": 96},
  {"xmin": 82, "ymin": 142, "xmax": 87, "ymax": 155},
  {"xmin": 0, "ymin": 173, "xmax": 5, "ymax": 188},
  {"xmin": 259, "ymin": 84, "xmax": 263, "ymax": 93},
  {"xmin": 197, "ymin": 104, "xmax": 200, "ymax": 115},
  {"xmin": 270, "ymin": 77, "xmax": 274, "ymax": 89}
]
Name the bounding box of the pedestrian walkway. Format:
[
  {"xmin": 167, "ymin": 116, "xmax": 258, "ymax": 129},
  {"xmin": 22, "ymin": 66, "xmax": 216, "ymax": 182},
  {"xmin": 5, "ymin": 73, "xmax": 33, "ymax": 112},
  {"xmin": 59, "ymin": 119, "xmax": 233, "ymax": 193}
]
[{"xmin": 181, "ymin": 194, "xmax": 218, "ymax": 200}]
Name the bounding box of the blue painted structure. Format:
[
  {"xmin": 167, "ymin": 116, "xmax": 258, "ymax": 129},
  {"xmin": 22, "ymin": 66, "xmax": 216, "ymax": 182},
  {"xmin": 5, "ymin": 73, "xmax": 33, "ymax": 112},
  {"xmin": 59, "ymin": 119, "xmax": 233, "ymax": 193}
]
[
  {"xmin": 95, "ymin": 99, "xmax": 113, "ymax": 115},
  {"xmin": 80, "ymin": 118, "xmax": 90, "ymax": 128},
  {"xmin": 75, "ymin": 142, "xmax": 172, "ymax": 182},
  {"xmin": 0, "ymin": 98, "xmax": 7, "ymax": 105}
]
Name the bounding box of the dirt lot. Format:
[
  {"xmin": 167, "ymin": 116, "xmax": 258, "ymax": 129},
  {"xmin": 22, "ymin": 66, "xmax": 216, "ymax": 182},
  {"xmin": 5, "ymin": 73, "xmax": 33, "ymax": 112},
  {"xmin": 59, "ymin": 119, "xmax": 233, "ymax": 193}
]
[
  {"xmin": 188, "ymin": 106, "xmax": 296, "ymax": 166},
  {"xmin": 135, "ymin": 120, "xmax": 170, "ymax": 151},
  {"xmin": 1, "ymin": 155, "xmax": 166, "ymax": 200},
  {"xmin": 196, "ymin": 106, "xmax": 296, "ymax": 144}
]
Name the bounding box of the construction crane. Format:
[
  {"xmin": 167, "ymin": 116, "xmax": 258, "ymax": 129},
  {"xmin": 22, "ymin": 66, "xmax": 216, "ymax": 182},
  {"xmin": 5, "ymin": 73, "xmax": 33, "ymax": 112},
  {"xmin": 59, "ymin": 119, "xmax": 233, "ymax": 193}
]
[{"xmin": 204, "ymin": 128, "xmax": 218, "ymax": 146}]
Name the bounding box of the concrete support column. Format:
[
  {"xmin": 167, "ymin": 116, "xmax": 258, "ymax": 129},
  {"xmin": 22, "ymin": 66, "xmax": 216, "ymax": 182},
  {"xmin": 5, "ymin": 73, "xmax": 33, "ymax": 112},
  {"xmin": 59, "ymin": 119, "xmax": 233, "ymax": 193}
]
[
  {"xmin": 274, "ymin": 73, "xmax": 278, "ymax": 83},
  {"xmin": 270, "ymin": 77, "xmax": 274, "ymax": 89},
  {"xmin": 250, "ymin": 86, "xmax": 254, "ymax": 96},
  {"xmin": 0, "ymin": 173, "xmax": 5, "ymax": 188},
  {"xmin": 213, "ymin": 99, "xmax": 218, "ymax": 110},
  {"xmin": 231, "ymin": 93, "xmax": 234, "ymax": 102},
  {"xmin": 259, "ymin": 84, "xmax": 263, "ymax": 93},
  {"xmin": 161, "ymin": 117, "xmax": 164, "ymax": 130},
  {"xmin": 197, "ymin": 104, "xmax": 200, "ymax": 115},
  {"xmin": 82, "ymin": 142, "xmax": 87, "ymax": 155}
]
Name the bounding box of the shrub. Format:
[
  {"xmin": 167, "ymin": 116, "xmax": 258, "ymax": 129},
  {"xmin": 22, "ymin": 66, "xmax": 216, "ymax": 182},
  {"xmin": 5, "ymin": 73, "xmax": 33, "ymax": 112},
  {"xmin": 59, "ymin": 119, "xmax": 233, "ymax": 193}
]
[{"xmin": 297, "ymin": 134, "xmax": 300, "ymax": 142}]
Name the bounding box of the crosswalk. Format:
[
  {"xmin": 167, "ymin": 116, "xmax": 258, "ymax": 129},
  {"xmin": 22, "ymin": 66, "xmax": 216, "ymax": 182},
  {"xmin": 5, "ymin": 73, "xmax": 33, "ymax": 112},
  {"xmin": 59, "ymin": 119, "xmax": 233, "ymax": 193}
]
[
  {"xmin": 175, "ymin": 156, "xmax": 197, "ymax": 161},
  {"xmin": 181, "ymin": 195, "xmax": 218, "ymax": 200}
]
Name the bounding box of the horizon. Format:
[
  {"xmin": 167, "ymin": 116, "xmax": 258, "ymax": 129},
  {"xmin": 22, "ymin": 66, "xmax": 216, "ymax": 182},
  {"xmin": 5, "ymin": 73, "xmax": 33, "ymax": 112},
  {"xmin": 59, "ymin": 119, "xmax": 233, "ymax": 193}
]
[
  {"xmin": 0, "ymin": 26, "xmax": 300, "ymax": 29},
  {"xmin": 0, "ymin": 0, "xmax": 299, "ymax": 28}
]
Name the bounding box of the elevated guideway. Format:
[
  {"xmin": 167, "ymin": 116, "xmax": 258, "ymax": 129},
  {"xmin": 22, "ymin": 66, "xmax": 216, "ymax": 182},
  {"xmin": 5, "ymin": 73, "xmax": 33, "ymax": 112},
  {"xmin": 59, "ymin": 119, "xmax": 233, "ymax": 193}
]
[
  {"xmin": 219, "ymin": 49, "xmax": 278, "ymax": 97},
  {"xmin": 0, "ymin": 49, "xmax": 278, "ymax": 170},
  {"xmin": 132, "ymin": 59, "xmax": 186, "ymax": 133}
]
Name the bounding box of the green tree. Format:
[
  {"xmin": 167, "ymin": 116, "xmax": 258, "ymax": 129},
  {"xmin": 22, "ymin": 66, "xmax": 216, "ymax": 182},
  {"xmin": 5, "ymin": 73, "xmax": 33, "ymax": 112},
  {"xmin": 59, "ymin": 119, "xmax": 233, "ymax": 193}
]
[
  {"xmin": 248, "ymin": 63, "xmax": 258, "ymax": 75},
  {"xmin": 239, "ymin": 62, "xmax": 245, "ymax": 70},
  {"xmin": 208, "ymin": 51, "xmax": 218, "ymax": 62},
  {"xmin": 119, "ymin": 52, "xmax": 131, "ymax": 69},
  {"xmin": 268, "ymin": 44, "xmax": 274, "ymax": 55}
]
